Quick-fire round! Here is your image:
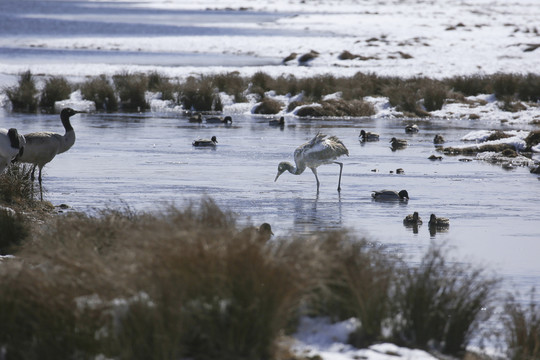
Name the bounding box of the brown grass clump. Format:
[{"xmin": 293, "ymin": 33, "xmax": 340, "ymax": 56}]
[
  {"xmin": 421, "ymin": 80, "xmax": 449, "ymax": 111},
  {"xmin": 0, "ymin": 208, "xmax": 29, "ymax": 255},
  {"xmin": 178, "ymin": 75, "xmax": 222, "ymax": 112},
  {"xmin": 253, "ymin": 98, "xmax": 283, "ymax": 114},
  {"xmin": 485, "ymin": 130, "xmax": 513, "ymax": 142},
  {"xmin": 442, "ymin": 143, "xmax": 516, "ymax": 155},
  {"xmin": 0, "ymin": 199, "xmax": 314, "ymax": 360},
  {"xmin": 39, "ymin": 76, "xmax": 73, "ymax": 111},
  {"xmin": 502, "ymin": 289, "xmax": 540, "ymax": 360},
  {"xmin": 80, "ymin": 75, "xmax": 118, "ymax": 111},
  {"xmin": 524, "ymin": 130, "xmax": 540, "ymax": 151},
  {"xmin": 306, "ymin": 234, "xmax": 396, "ymax": 347},
  {"xmin": 383, "ymin": 82, "xmax": 428, "ymax": 117},
  {"xmin": 147, "ymin": 71, "xmax": 175, "ymax": 101},
  {"xmin": 295, "ymin": 99, "xmax": 375, "ymax": 117},
  {"xmin": 0, "ymin": 164, "xmax": 35, "ymax": 206},
  {"xmin": 3, "ymin": 70, "xmax": 39, "ymax": 113},
  {"xmin": 112, "ymin": 72, "xmax": 149, "ymax": 112},
  {"xmin": 391, "ymin": 244, "xmax": 498, "ymax": 356}
]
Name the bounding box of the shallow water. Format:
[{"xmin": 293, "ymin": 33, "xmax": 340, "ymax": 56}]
[{"xmin": 2, "ymin": 110, "xmax": 539, "ymax": 296}]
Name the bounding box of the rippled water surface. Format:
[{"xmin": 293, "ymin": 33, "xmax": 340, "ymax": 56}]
[{"xmin": 2, "ymin": 111, "xmax": 539, "ymax": 293}]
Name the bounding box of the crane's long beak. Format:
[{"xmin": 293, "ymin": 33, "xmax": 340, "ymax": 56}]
[{"xmin": 274, "ymin": 171, "xmax": 283, "ymax": 182}]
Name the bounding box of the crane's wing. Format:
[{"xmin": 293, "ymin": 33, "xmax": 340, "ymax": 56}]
[{"xmin": 294, "ymin": 133, "xmax": 349, "ymax": 167}]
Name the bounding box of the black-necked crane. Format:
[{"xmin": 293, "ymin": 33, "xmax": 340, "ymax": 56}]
[
  {"xmin": 275, "ymin": 132, "xmax": 349, "ymax": 192},
  {"xmin": 0, "ymin": 128, "xmax": 25, "ymax": 173},
  {"xmin": 16, "ymin": 107, "xmax": 83, "ymax": 200},
  {"xmin": 192, "ymin": 135, "xmax": 217, "ymax": 147}
]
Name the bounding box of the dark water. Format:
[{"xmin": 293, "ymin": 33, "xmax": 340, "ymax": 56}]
[{"xmin": 1, "ymin": 110, "xmax": 539, "ymax": 298}]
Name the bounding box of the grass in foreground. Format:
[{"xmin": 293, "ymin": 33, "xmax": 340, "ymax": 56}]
[{"xmin": 0, "ymin": 198, "xmax": 507, "ymax": 360}]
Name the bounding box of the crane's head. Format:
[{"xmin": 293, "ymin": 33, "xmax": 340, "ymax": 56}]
[
  {"xmin": 61, "ymin": 108, "xmax": 85, "ymax": 119},
  {"xmin": 275, "ymin": 162, "xmax": 293, "ymax": 182}
]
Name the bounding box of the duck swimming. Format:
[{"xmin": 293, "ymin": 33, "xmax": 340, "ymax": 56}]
[
  {"xmin": 428, "ymin": 214, "xmax": 449, "ymax": 228},
  {"xmin": 269, "ymin": 117, "xmax": 285, "ymax": 127},
  {"xmin": 359, "ymin": 130, "xmax": 380, "ymax": 141},
  {"xmin": 206, "ymin": 116, "xmax": 232, "ymax": 124},
  {"xmin": 390, "ymin": 137, "xmax": 408, "ymax": 149},
  {"xmin": 371, "ymin": 189, "xmax": 409, "ymax": 201},
  {"xmin": 405, "ymin": 124, "xmax": 419, "ymax": 133},
  {"xmin": 403, "ymin": 211, "xmax": 422, "ymax": 225},
  {"xmin": 192, "ymin": 136, "xmax": 218, "ymax": 147}
]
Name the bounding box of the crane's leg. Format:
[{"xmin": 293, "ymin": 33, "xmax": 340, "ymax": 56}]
[
  {"xmin": 334, "ymin": 161, "xmax": 344, "ymax": 192},
  {"xmin": 310, "ymin": 167, "xmax": 320, "ymax": 193},
  {"xmin": 38, "ymin": 166, "xmax": 43, "ymax": 201},
  {"xmin": 30, "ymin": 164, "xmax": 37, "ymax": 182}
]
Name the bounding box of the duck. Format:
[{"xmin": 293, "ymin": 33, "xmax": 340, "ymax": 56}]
[
  {"xmin": 359, "ymin": 130, "xmax": 380, "ymax": 142},
  {"xmin": 256, "ymin": 223, "xmax": 274, "ymax": 241},
  {"xmin": 371, "ymin": 189, "xmax": 409, "ymax": 201},
  {"xmin": 429, "ymin": 214, "xmax": 450, "ymax": 228},
  {"xmin": 390, "ymin": 137, "xmax": 408, "ymax": 149},
  {"xmin": 269, "ymin": 116, "xmax": 285, "ymax": 127},
  {"xmin": 192, "ymin": 136, "xmax": 217, "ymax": 147},
  {"xmin": 405, "ymin": 124, "xmax": 419, "ymax": 133},
  {"xmin": 188, "ymin": 114, "xmax": 202, "ymax": 123},
  {"xmin": 428, "ymin": 154, "xmax": 443, "ymax": 161},
  {"xmin": 433, "ymin": 134, "xmax": 445, "ymax": 144},
  {"xmin": 206, "ymin": 116, "xmax": 232, "ymax": 124},
  {"xmin": 403, "ymin": 212, "xmax": 422, "ymax": 225}
]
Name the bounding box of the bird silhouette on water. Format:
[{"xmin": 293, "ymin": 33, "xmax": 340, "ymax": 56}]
[
  {"xmin": 192, "ymin": 136, "xmax": 218, "ymax": 147},
  {"xmin": 275, "ymin": 132, "xmax": 349, "ymax": 192},
  {"xmin": 16, "ymin": 108, "xmax": 84, "ymax": 201},
  {"xmin": 206, "ymin": 116, "xmax": 232, "ymax": 124},
  {"xmin": 371, "ymin": 189, "xmax": 409, "ymax": 201},
  {"xmin": 269, "ymin": 117, "xmax": 285, "ymax": 127},
  {"xmin": 0, "ymin": 128, "xmax": 25, "ymax": 173},
  {"xmin": 359, "ymin": 130, "xmax": 379, "ymax": 142}
]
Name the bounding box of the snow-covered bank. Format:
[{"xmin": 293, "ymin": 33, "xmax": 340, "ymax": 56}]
[{"xmin": 1, "ymin": 0, "xmax": 539, "ymax": 84}]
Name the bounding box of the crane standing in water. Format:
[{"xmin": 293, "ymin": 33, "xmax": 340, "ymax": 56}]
[
  {"xmin": 16, "ymin": 108, "xmax": 83, "ymax": 201},
  {"xmin": 275, "ymin": 132, "xmax": 349, "ymax": 192},
  {"xmin": 0, "ymin": 128, "xmax": 25, "ymax": 173}
]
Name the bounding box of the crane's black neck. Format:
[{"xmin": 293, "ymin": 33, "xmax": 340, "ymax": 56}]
[
  {"xmin": 61, "ymin": 112, "xmax": 74, "ymax": 132},
  {"xmin": 7, "ymin": 128, "xmax": 20, "ymax": 148}
]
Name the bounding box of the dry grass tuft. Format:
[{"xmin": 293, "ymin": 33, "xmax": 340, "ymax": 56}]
[
  {"xmin": 253, "ymin": 97, "xmax": 283, "ymax": 114},
  {"xmin": 112, "ymin": 72, "xmax": 149, "ymax": 112},
  {"xmin": 503, "ymin": 289, "xmax": 540, "ymax": 360},
  {"xmin": 39, "ymin": 76, "xmax": 73, "ymax": 111},
  {"xmin": 391, "ymin": 244, "xmax": 498, "ymax": 356},
  {"xmin": 3, "ymin": 70, "xmax": 39, "ymax": 113},
  {"xmin": 80, "ymin": 75, "xmax": 118, "ymax": 111},
  {"xmin": 295, "ymin": 99, "xmax": 375, "ymax": 117}
]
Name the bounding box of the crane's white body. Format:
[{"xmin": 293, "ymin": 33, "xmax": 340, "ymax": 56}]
[
  {"xmin": 0, "ymin": 128, "xmax": 25, "ymax": 173},
  {"xmin": 275, "ymin": 132, "xmax": 349, "ymax": 192},
  {"xmin": 16, "ymin": 108, "xmax": 81, "ymax": 200}
]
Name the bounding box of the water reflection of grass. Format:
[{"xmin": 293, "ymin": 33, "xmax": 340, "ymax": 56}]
[{"xmin": 1, "ymin": 196, "xmax": 534, "ymax": 359}]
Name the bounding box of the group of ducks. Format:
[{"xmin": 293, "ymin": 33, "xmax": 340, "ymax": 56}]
[
  {"xmin": 365, "ymin": 124, "xmax": 450, "ymax": 234},
  {"xmin": 191, "ymin": 115, "xmax": 285, "ymax": 148}
]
